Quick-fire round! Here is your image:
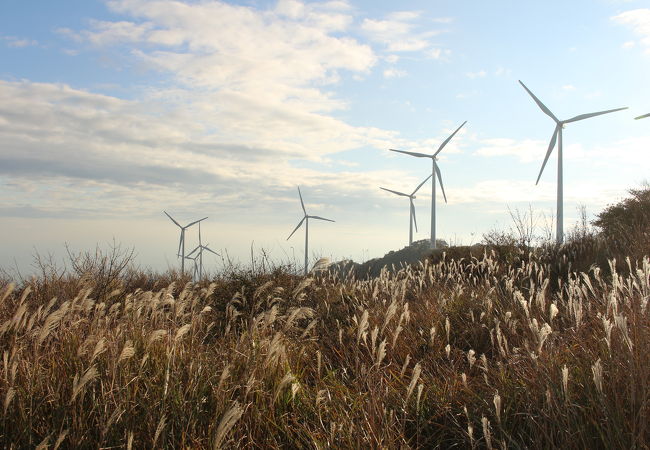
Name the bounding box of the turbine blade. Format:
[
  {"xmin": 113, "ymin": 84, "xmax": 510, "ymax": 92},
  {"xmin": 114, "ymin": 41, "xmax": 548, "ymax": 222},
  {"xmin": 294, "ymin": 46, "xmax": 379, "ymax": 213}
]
[
  {"xmin": 380, "ymin": 187, "xmax": 409, "ymax": 197},
  {"xmin": 635, "ymin": 113, "xmax": 650, "ymax": 120},
  {"xmin": 185, "ymin": 216, "xmax": 208, "ymax": 228},
  {"xmin": 434, "ymin": 163, "xmax": 448, "ymax": 203},
  {"xmin": 411, "ymin": 200, "xmax": 418, "ymax": 232},
  {"xmin": 411, "ymin": 173, "xmax": 432, "ymax": 195},
  {"xmin": 309, "ymin": 215, "xmax": 335, "ymax": 222},
  {"xmin": 536, "ymin": 125, "xmax": 559, "ymax": 185},
  {"xmin": 298, "ymin": 186, "xmax": 307, "ymax": 215},
  {"xmin": 203, "ymin": 246, "xmax": 220, "ymax": 256},
  {"xmin": 434, "ymin": 121, "xmax": 467, "ymax": 156},
  {"xmin": 187, "ymin": 245, "xmax": 200, "ymax": 257},
  {"xmin": 518, "ymin": 80, "xmax": 559, "ymax": 122},
  {"xmin": 564, "ymin": 107, "xmax": 628, "ymax": 123},
  {"xmin": 164, "ymin": 211, "xmax": 181, "ymax": 227},
  {"xmin": 177, "ymin": 230, "xmax": 184, "ymax": 257},
  {"xmin": 389, "ymin": 148, "xmax": 432, "ymax": 158},
  {"xmin": 287, "ymin": 217, "xmax": 305, "ymax": 240}
]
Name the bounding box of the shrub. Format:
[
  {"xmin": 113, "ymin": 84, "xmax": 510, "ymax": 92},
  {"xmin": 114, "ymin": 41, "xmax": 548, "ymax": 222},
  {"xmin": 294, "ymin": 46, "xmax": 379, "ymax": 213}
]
[{"xmin": 593, "ymin": 185, "xmax": 650, "ymax": 260}]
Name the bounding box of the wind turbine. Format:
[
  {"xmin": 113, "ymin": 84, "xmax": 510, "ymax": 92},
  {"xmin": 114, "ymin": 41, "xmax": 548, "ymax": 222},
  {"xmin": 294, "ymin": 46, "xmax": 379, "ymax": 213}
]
[
  {"xmin": 186, "ymin": 222, "xmax": 219, "ymax": 280},
  {"xmin": 380, "ymin": 174, "xmax": 432, "ymax": 246},
  {"xmin": 635, "ymin": 113, "xmax": 650, "ymax": 120},
  {"xmin": 286, "ymin": 186, "xmax": 334, "ymax": 276},
  {"xmin": 183, "ymin": 254, "xmax": 199, "ymax": 281},
  {"xmin": 163, "ymin": 211, "xmax": 208, "ymax": 274},
  {"xmin": 390, "ymin": 121, "xmax": 466, "ymax": 249},
  {"xmin": 519, "ymin": 80, "xmax": 627, "ymax": 244}
]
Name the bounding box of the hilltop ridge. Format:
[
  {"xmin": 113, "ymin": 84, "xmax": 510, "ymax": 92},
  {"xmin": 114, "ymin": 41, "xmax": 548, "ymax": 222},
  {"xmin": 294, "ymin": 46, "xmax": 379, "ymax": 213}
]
[{"xmin": 331, "ymin": 239, "xmax": 451, "ymax": 279}]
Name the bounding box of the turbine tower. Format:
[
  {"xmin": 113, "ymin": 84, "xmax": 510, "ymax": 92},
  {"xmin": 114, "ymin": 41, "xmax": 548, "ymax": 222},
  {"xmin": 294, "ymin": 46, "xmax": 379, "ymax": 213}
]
[
  {"xmin": 287, "ymin": 186, "xmax": 334, "ymax": 276},
  {"xmin": 380, "ymin": 174, "xmax": 432, "ymax": 246},
  {"xmin": 164, "ymin": 211, "xmax": 207, "ymax": 274},
  {"xmin": 519, "ymin": 80, "xmax": 627, "ymax": 244},
  {"xmin": 390, "ymin": 121, "xmax": 466, "ymax": 249},
  {"xmin": 635, "ymin": 113, "xmax": 650, "ymax": 120},
  {"xmin": 186, "ymin": 222, "xmax": 219, "ymax": 280},
  {"xmin": 183, "ymin": 254, "xmax": 199, "ymax": 281}
]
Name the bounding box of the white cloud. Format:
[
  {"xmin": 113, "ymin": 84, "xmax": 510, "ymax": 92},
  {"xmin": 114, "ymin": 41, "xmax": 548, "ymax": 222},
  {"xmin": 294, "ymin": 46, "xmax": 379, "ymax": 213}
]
[
  {"xmin": 1, "ymin": 35, "xmax": 38, "ymax": 48},
  {"xmin": 474, "ymin": 137, "xmax": 548, "ymax": 163},
  {"xmin": 76, "ymin": 0, "xmax": 376, "ymax": 93},
  {"xmin": 360, "ymin": 10, "xmax": 447, "ymax": 54},
  {"xmin": 449, "ymin": 178, "xmax": 628, "ymax": 209},
  {"xmin": 50, "ymin": 0, "xmax": 401, "ymax": 163},
  {"xmin": 383, "ymin": 68, "xmax": 406, "ymax": 78},
  {"xmin": 427, "ymin": 48, "xmax": 450, "ymax": 59},
  {"xmin": 466, "ymin": 70, "xmax": 486, "ymax": 79},
  {"xmin": 562, "ymin": 84, "xmax": 576, "ymax": 91},
  {"xmin": 0, "ymin": 71, "xmax": 413, "ymax": 219},
  {"xmin": 387, "ymin": 11, "xmax": 422, "ymax": 22},
  {"xmin": 612, "ymin": 8, "xmax": 650, "ymax": 54},
  {"xmin": 58, "ymin": 20, "xmax": 153, "ymax": 45}
]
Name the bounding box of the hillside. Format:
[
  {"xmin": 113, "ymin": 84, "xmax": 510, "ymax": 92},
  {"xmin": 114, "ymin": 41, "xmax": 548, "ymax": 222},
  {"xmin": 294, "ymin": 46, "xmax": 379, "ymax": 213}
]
[
  {"xmin": 331, "ymin": 239, "xmax": 451, "ymax": 279},
  {"xmin": 1, "ymin": 188, "xmax": 649, "ymax": 448}
]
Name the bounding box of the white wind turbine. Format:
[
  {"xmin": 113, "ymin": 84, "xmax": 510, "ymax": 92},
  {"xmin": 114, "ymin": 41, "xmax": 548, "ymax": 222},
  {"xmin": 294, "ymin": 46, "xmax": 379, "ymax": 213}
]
[
  {"xmin": 287, "ymin": 186, "xmax": 335, "ymax": 276},
  {"xmin": 635, "ymin": 113, "xmax": 650, "ymax": 120},
  {"xmin": 380, "ymin": 174, "xmax": 432, "ymax": 246},
  {"xmin": 390, "ymin": 121, "xmax": 466, "ymax": 249},
  {"xmin": 164, "ymin": 211, "xmax": 208, "ymax": 274},
  {"xmin": 519, "ymin": 80, "xmax": 627, "ymax": 244},
  {"xmin": 186, "ymin": 222, "xmax": 219, "ymax": 280},
  {"xmin": 183, "ymin": 254, "xmax": 200, "ymax": 281}
]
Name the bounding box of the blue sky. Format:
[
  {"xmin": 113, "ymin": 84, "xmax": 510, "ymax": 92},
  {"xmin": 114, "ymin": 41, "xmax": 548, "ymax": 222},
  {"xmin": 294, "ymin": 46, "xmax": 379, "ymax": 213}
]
[{"xmin": 1, "ymin": 0, "xmax": 649, "ymax": 273}]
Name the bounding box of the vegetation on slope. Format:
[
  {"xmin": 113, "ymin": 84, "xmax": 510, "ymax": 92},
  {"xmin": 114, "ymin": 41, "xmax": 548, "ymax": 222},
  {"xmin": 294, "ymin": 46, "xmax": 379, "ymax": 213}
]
[{"xmin": 0, "ymin": 187, "xmax": 649, "ymax": 448}]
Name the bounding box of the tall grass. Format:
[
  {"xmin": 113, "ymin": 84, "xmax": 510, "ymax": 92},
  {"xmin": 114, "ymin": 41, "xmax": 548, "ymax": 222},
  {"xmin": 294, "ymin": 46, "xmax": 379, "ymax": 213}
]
[{"xmin": 1, "ymin": 244, "xmax": 648, "ymax": 448}]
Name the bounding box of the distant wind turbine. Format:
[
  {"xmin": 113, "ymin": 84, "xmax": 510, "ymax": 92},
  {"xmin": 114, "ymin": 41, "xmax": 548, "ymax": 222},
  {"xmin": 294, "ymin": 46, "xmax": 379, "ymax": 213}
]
[
  {"xmin": 164, "ymin": 211, "xmax": 208, "ymax": 274},
  {"xmin": 183, "ymin": 254, "xmax": 200, "ymax": 281},
  {"xmin": 186, "ymin": 222, "xmax": 219, "ymax": 280},
  {"xmin": 390, "ymin": 121, "xmax": 466, "ymax": 249},
  {"xmin": 519, "ymin": 80, "xmax": 627, "ymax": 244},
  {"xmin": 635, "ymin": 113, "xmax": 650, "ymax": 120},
  {"xmin": 380, "ymin": 174, "xmax": 432, "ymax": 246},
  {"xmin": 287, "ymin": 186, "xmax": 335, "ymax": 276}
]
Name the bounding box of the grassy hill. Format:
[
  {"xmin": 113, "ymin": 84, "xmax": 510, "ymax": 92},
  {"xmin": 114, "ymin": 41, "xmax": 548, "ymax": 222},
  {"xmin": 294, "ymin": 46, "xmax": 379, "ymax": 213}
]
[
  {"xmin": 330, "ymin": 239, "xmax": 445, "ymax": 279},
  {"xmin": 1, "ymin": 188, "xmax": 649, "ymax": 448}
]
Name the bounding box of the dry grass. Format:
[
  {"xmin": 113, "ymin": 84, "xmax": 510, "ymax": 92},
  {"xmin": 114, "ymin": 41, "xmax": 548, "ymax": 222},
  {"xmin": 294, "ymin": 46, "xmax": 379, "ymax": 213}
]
[{"xmin": 0, "ymin": 249, "xmax": 649, "ymax": 448}]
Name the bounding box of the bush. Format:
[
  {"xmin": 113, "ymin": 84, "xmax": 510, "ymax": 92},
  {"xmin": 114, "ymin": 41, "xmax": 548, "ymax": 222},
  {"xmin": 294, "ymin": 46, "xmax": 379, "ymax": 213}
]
[{"xmin": 593, "ymin": 185, "xmax": 650, "ymax": 260}]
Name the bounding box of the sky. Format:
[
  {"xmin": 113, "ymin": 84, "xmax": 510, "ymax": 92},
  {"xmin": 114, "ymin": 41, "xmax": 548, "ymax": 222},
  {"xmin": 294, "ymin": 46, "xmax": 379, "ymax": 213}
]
[{"xmin": 1, "ymin": 0, "xmax": 649, "ymax": 275}]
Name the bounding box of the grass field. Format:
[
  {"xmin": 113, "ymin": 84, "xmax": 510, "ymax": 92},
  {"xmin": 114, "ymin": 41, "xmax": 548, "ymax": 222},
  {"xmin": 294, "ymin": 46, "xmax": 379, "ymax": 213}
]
[
  {"xmin": 1, "ymin": 244, "xmax": 648, "ymax": 448},
  {"xmin": 1, "ymin": 188, "xmax": 649, "ymax": 448}
]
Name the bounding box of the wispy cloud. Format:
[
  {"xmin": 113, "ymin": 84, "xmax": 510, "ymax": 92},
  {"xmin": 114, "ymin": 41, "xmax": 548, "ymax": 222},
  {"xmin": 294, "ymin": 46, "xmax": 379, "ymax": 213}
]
[
  {"xmin": 361, "ymin": 10, "xmax": 448, "ymax": 55},
  {"xmin": 466, "ymin": 70, "xmax": 486, "ymax": 79},
  {"xmin": 612, "ymin": 8, "xmax": 650, "ymax": 54},
  {"xmin": 0, "ymin": 1, "xmax": 457, "ymax": 219},
  {"xmin": 383, "ymin": 68, "xmax": 406, "ymax": 78},
  {"xmin": 474, "ymin": 137, "xmax": 548, "ymax": 163},
  {"xmin": 1, "ymin": 35, "xmax": 38, "ymax": 48}
]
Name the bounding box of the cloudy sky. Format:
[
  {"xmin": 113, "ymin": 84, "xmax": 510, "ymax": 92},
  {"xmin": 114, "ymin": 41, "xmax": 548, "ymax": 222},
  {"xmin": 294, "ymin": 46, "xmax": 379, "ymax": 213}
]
[{"xmin": 1, "ymin": 0, "xmax": 649, "ymax": 273}]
